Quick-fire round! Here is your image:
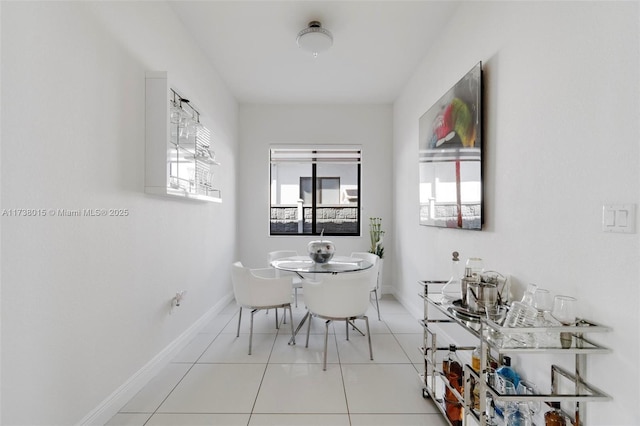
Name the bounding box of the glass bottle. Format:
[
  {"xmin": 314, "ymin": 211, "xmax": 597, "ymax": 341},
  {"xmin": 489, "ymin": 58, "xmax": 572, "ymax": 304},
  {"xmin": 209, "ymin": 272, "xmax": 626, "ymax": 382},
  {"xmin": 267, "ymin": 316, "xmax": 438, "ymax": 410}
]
[
  {"xmin": 471, "ymin": 346, "xmax": 481, "ymax": 372},
  {"xmin": 442, "ymin": 251, "xmax": 461, "ymax": 301},
  {"xmin": 470, "ymin": 346, "xmax": 481, "ymax": 411},
  {"xmin": 544, "ymin": 402, "xmax": 567, "ymax": 426},
  {"xmin": 496, "ymin": 356, "xmax": 520, "ymax": 389},
  {"xmin": 442, "ymin": 344, "xmax": 463, "ymax": 426}
]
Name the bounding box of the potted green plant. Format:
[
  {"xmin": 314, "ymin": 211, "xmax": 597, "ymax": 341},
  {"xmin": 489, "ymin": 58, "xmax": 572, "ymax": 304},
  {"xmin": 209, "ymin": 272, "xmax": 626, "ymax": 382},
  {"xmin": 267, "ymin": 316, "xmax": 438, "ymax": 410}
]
[
  {"xmin": 369, "ymin": 217, "xmax": 385, "ymax": 259},
  {"xmin": 368, "ymin": 217, "xmax": 385, "ymax": 295}
]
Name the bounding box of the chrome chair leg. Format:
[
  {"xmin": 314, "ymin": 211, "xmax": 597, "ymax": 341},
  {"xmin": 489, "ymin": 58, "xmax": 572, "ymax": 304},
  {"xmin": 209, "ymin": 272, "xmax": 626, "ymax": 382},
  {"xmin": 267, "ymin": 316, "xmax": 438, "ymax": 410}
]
[
  {"xmin": 364, "ymin": 315, "xmax": 373, "ymax": 360},
  {"xmin": 373, "ymin": 289, "xmax": 381, "ymax": 320},
  {"xmin": 346, "ymin": 320, "xmax": 349, "ymax": 340},
  {"xmin": 288, "ymin": 305, "xmax": 295, "ymax": 345},
  {"xmin": 237, "ymin": 307, "xmax": 242, "ymax": 337},
  {"xmin": 305, "ymin": 313, "xmax": 312, "ymax": 348},
  {"xmin": 323, "ymin": 320, "xmax": 331, "ymax": 371},
  {"xmin": 275, "ymin": 308, "xmax": 279, "ymax": 329},
  {"xmin": 347, "ymin": 317, "xmax": 365, "ymax": 340},
  {"xmin": 249, "ymin": 309, "xmax": 257, "ymax": 355}
]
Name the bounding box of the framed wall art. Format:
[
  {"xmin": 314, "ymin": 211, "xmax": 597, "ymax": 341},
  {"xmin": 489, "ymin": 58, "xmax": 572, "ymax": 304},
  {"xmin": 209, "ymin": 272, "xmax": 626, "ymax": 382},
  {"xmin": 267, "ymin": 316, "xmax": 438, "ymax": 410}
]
[{"xmin": 418, "ymin": 62, "xmax": 483, "ymax": 230}]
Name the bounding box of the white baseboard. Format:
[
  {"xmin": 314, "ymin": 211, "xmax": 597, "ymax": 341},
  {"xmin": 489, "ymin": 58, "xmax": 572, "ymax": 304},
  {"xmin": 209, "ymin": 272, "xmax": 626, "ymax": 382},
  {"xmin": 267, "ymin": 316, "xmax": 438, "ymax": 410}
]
[{"xmin": 78, "ymin": 293, "xmax": 235, "ymax": 426}]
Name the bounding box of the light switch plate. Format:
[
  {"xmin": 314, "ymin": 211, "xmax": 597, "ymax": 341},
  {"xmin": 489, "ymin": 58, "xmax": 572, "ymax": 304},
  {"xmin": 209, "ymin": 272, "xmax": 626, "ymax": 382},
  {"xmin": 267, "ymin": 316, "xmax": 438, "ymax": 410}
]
[{"xmin": 602, "ymin": 204, "xmax": 636, "ymax": 233}]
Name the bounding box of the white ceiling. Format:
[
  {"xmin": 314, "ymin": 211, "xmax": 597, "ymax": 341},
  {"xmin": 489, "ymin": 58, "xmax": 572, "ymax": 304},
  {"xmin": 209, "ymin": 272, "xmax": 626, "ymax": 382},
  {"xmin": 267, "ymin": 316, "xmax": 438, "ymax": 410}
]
[{"xmin": 169, "ymin": 1, "xmax": 460, "ymax": 104}]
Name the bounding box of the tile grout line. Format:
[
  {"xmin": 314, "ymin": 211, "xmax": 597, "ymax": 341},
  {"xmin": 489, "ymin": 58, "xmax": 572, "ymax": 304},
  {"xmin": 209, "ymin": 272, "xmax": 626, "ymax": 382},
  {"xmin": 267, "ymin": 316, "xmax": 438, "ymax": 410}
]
[
  {"xmin": 138, "ymin": 309, "xmax": 239, "ymax": 424},
  {"xmin": 246, "ymin": 308, "xmax": 285, "ymax": 425},
  {"xmin": 335, "ymin": 323, "xmax": 354, "ymax": 426}
]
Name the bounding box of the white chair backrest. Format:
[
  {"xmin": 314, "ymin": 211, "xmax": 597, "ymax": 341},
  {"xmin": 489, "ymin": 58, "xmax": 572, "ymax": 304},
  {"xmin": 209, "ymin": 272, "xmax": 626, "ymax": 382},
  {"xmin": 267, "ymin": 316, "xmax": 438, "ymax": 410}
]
[
  {"xmin": 350, "ymin": 252, "xmax": 380, "ymax": 291},
  {"xmin": 268, "ymin": 250, "xmax": 299, "ymax": 263},
  {"xmin": 231, "ymin": 261, "xmax": 292, "ymax": 308},
  {"xmin": 303, "ymin": 268, "xmax": 374, "ymax": 318},
  {"xmin": 268, "ymin": 250, "xmax": 299, "ymax": 279}
]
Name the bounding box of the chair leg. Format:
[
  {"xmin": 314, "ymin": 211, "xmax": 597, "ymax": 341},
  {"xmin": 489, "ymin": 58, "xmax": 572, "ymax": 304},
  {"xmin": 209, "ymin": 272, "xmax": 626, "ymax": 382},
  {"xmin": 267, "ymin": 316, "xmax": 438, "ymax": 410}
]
[
  {"xmin": 373, "ymin": 289, "xmax": 381, "ymax": 321},
  {"xmin": 294, "ymin": 288, "xmax": 298, "ymax": 307},
  {"xmin": 364, "ymin": 315, "xmax": 373, "ymax": 360},
  {"xmin": 236, "ymin": 307, "xmax": 242, "ymax": 337},
  {"xmin": 288, "ymin": 305, "xmax": 295, "ymax": 345},
  {"xmin": 249, "ymin": 309, "xmax": 256, "ymax": 355},
  {"xmin": 346, "ymin": 320, "xmax": 349, "ymax": 341},
  {"xmin": 275, "ymin": 308, "xmax": 279, "ymax": 329},
  {"xmin": 323, "ymin": 320, "xmax": 331, "ymax": 371},
  {"xmin": 305, "ymin": 313, "xmax": 312, "ymax": 348}
]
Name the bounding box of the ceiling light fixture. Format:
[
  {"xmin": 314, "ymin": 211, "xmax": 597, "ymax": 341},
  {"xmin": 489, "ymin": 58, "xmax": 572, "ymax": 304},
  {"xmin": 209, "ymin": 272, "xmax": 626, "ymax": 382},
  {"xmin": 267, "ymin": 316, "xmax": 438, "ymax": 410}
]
[{"xmin": 296, "ymin": 21, "xmax": 333, "ymax": 58}]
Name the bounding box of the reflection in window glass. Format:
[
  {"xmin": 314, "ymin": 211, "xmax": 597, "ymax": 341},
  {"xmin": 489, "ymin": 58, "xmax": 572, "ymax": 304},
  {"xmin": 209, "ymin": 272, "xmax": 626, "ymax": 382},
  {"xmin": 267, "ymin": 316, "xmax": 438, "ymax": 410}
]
[{"xmin": 270, "ymin": 146, "xmax": 361, "ymax": 236}]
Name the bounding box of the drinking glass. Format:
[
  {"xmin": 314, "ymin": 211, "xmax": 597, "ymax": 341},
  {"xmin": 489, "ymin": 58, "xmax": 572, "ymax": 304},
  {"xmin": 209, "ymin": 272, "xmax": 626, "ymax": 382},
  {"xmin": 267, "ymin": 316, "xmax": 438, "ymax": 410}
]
[
  {"xmin": 505, "ymin": 401, "xmax": 533, "ymax": 426},
  {"xmin": 552, "ymin": 295, "xmax": 577, "ymax": 348},
  {"xmin": 493, "ymin": 378, "xmax": 517, "ymax": 418},
  {"xmin": 170, "ymin": 100, "xmax": 183, "ymax": 124},
  {"xmin": 485, "ymin": 305, "xmax": 507, "ymax": 324},
  {"xmin": 465, "ymin": 257, "xmax": 484, "ymax": 277},
  {"xmin": 533, "ymin": 288, "xmax": 553, "ymax": 314},
  {"xmin": 517, "ymin": 379, "xmax": 541, "ymax": 417},
  {"xmin": 533, "ymin": 288, "xmax": 558, "ymax": 347},
  {"xmin": 485, "ymin": 305, "xmax": 507, "ymax": 346}
]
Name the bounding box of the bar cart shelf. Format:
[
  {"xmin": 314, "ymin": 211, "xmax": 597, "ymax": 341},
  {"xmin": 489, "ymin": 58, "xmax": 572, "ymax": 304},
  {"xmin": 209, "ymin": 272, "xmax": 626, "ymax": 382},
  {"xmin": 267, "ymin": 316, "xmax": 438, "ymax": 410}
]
[{"xmin": 418, "ymin": 280, "xmax": 611, "ymax": 426}]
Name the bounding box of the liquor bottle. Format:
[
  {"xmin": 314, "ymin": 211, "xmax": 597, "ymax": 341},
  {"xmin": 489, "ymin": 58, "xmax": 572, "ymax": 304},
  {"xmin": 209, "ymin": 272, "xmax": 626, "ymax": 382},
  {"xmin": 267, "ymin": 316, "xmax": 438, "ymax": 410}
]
[
  {"xmin": 496, "ymin": 356, "xmax": 520, "ymax": 388},
  {"xmin": 443, "ymin": 345, "xmax": 463, "ymax": 426},
  {"xmin": 544, "ymin": 402, "xmax": 567, "ymax": 426},
  {"xmin": 470, "ymin": 346, "xmax": 481, "ymax": 411},
  {"xmin": 471, "ymin": 346, "xmax": 481, "ymax": 372}
]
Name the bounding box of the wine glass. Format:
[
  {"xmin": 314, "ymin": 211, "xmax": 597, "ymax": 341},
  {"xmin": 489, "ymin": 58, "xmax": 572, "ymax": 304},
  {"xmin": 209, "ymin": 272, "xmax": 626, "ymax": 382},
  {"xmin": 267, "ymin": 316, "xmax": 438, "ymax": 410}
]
[
  {"xmin": 534, "ymin": 289, "xmax": 553, "ymax": 316},
  {"xmin": 534, "ymin": 288, "xmax": 554, "ymax": 327},
  {"xmin": 533, "ymin": 288, "xmax": 555, "ymax": 347},
  {"xmin": 552, "ymin": 295, "xmax": 577, "ymax": 348}
]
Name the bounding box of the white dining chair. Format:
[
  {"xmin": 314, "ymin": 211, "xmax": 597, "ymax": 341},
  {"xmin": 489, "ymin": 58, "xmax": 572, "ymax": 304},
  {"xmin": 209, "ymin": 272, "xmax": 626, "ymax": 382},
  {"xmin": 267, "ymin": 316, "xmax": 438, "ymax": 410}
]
[
  {"xmin": 231, "ymin": 261, "xmax": 295, "ymax": 355},
  {"xmin": 302, "ymin": 268, "xmax": 375, "ymax": 370},
  {"xmin": 268, "ymin": 250, "xmax": 303, "ymax": 307},
  {"xmin": 350, "ymin": 252, "xmax": 381, "ymax": 320}
]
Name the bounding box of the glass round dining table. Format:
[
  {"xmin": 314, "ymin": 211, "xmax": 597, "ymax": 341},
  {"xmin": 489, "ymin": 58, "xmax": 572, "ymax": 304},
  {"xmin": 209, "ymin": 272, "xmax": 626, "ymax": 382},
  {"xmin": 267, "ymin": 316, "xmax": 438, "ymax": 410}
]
[
  {"xmin": 270, "ymin": 255, "xmax": 374, "ymax": 344},
  {"xmin": 271, "ymin": 255, "xmax": 373, "ymax": 274}
]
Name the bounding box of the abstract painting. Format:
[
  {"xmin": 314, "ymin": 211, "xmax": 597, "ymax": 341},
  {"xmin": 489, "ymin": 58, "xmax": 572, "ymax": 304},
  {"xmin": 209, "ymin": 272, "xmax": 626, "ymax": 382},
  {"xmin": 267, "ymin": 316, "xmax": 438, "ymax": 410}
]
[{"xmin": 419, "ymin": 62, "xmax": 483, "ymax": 229}]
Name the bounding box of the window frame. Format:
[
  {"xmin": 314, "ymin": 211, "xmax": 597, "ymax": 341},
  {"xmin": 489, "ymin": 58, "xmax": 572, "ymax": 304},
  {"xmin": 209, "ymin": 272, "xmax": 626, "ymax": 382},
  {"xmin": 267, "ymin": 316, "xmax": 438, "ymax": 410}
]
[{"xmin": 269, "ymin": 145, "xmax": 361, "ymax": 237}]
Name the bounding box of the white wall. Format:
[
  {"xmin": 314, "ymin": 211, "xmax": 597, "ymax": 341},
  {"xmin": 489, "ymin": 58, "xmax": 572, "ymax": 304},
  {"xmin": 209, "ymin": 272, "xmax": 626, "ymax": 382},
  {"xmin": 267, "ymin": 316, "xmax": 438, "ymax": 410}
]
[
  {"xmin": 393, "ymin": 2, "xmax": 639, "ymax": 425},
  {"xmin": 238, "ymin": 105, "xmax": 393, "ymax": 289},
  {"xmin": 1, "ymin": 2, "xmax": 237, "ymax": 425}
]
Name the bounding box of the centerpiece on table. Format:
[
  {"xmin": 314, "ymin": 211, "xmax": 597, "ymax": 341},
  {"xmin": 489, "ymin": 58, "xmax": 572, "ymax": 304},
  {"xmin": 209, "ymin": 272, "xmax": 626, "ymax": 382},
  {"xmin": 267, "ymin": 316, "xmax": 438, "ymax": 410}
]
[{"xmin": 307, "ymin": 229, "xmax": 335, "ymax": 264}]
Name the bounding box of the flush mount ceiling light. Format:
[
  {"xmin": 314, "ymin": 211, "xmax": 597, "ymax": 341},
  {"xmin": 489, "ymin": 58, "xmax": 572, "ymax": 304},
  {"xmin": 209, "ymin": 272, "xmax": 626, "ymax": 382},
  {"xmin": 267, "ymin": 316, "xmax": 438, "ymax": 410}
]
[{"xmin": 296, "ymin": 21, "xmax": 333, "ymax": 58}]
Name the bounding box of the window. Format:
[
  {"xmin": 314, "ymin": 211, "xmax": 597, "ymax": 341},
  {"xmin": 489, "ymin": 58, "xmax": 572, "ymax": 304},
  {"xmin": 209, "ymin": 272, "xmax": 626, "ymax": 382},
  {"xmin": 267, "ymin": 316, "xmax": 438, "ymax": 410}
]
[
  {"xmin": 300, "ymin": 177, "xmax": 340, "ymax": 204},
  {"xmin": 270, "ymin": 146, "xmax": 361, "ymax": 236}
]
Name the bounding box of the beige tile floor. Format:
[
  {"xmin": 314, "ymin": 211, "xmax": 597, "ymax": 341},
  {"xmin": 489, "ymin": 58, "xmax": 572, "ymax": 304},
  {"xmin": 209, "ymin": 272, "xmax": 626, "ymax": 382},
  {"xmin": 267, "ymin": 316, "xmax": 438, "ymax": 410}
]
[{"xmin": 105, "ymin": 295, "xmax": 447, "ymax": 426}]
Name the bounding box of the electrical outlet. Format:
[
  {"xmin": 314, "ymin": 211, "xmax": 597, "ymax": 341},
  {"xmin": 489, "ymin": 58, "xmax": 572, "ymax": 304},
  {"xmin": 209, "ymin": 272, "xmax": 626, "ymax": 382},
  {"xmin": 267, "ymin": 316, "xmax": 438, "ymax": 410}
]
[{"xmin": 170, "ymin": 290, "xmax": 188, "ymax": 314}]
